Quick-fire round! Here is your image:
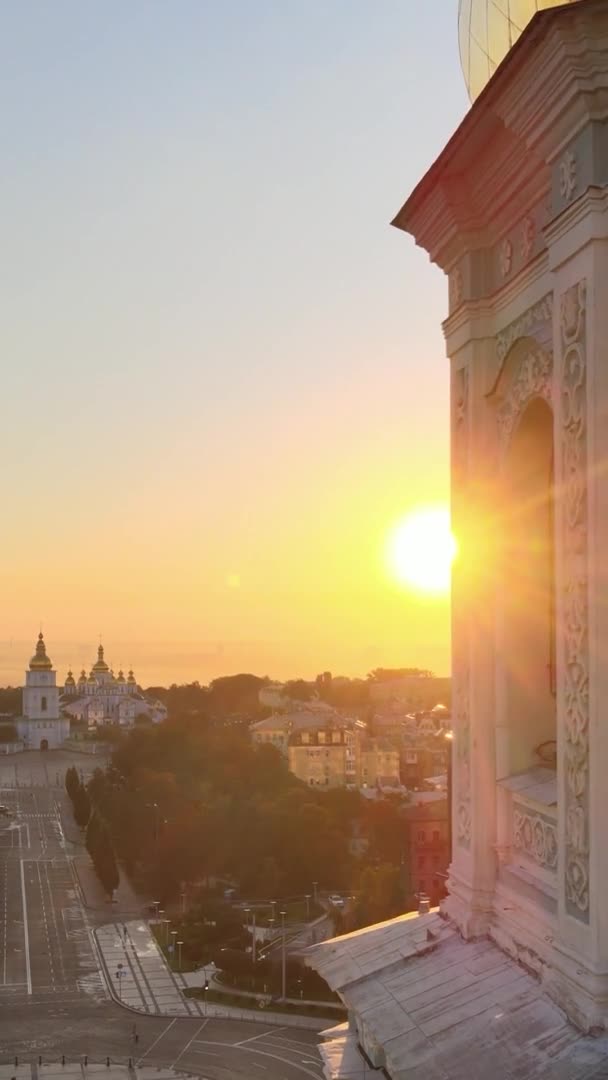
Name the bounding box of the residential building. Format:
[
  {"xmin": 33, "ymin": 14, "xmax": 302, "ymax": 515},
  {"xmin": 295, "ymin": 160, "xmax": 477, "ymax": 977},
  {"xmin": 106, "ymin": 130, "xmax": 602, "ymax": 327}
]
[
  {"xmin": 288, "ymin": 722, "xmax": 360, "ymax": 788},
  {"xmin": 359, "ymin": 738, "xmax": 400, "ymax": 790},
  {"xmin": 401, "ymin": 802, "xmax": 449, "ymax": 911}
]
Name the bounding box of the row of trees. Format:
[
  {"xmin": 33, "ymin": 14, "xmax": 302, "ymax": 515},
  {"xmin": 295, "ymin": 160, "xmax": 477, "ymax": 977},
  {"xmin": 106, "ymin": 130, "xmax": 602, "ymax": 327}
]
[
  {"xmin": 72, "ymin": 715, "xmax": 413, "ymax": 930},
  {"xmin": 65, "ymin": 766, "xmax": 119, "ymax": 897}
]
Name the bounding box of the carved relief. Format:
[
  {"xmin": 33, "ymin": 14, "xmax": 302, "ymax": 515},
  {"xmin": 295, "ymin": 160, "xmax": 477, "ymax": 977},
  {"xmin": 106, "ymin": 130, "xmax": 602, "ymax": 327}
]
[
  {"xmin": 560, "ymin": 280, "xmax": 589, "ymax": 920},
  {"xmin": 513, "ymin": 805, "xmax": 558, "ymax": 873},
  {"xmin": 496, "ymin": 295, "xmax": 553, "ymax": 364},
  {"xmin": 497, "ymin": 349, "xmax": 553, "ymax": 446},
  {"xmin": 559, "ymin": 151, "xmax": 577, "ymax": 202},
  {"xmin": 449, "ymin": 266, "xmax": 463, "ymax": 311},
  {"xmin": 521, "ymin": 216, "xmax": 535, "ymax": 261},
  {"xmin": 500, "ymin": 238, "xmax": 513, "ymax": 279},
  {"xmin": 452, "ymin": 365, "xmax": 471, "ymax": 849}
]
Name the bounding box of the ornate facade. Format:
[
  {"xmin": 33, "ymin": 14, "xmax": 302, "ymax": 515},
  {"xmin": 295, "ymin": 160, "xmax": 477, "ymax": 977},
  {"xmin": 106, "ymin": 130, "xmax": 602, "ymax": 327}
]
[
  {"xmin": 394, "ymin": 0, "xmax": 608, "ymax": 1034},
  {"xmin": 62, "ymin": 645, "xmax": 166, "ymax": 727}
]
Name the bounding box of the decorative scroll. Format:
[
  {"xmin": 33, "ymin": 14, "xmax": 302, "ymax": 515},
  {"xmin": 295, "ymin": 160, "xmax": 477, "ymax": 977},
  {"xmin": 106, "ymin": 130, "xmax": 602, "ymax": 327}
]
[
  {"xmin": 452, "ymin": 365, "xmax": 471, "ymax": 849},
  {"xmin": 513, "ymin": 803, "xmax": 558, "ymax": 873},
  {"xmin": 496, "ymin": 295, "xmax": 553, "ymax": 364},
  {"xmin": 560, "ymin": 280, "xmax": 589, "ymax": 921},
  {"xmin": 496, "ymin": 348, "xmax": 553, "ymax": 447}
]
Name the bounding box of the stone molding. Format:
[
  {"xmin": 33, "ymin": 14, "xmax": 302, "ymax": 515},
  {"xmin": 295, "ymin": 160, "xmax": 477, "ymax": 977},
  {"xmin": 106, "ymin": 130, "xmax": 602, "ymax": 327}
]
[{"xmin": 560, "ymin": 280, "xmax": 590, "ymax": 922}]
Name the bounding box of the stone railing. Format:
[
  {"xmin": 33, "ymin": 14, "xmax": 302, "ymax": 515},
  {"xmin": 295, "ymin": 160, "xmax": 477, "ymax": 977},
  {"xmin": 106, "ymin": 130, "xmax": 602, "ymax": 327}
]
[{"xmin": 512, "ymin": 798, "xmax": 558, "ymax": 875}]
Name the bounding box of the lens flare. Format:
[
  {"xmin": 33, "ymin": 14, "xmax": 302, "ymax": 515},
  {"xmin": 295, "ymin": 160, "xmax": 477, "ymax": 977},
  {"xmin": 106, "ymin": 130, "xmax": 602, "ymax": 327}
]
[{"xmin": 388, "ymin": 506, "xmax": 457, "ymax": 594}]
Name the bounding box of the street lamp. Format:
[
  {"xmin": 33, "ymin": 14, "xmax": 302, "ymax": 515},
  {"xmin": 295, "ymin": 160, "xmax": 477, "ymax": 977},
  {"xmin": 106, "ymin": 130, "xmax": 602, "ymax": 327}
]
[
  {"xmin": 162, "ymin": 918, "xmax": 170, "ymax": 945},
  {"xmin": 312, "ymin": 881, "xmax": 318, "ymax": 905},
  {"xmin": 180, "ymin": 891, "xmax": 186, "ymax": 917},
  {"xmin": 170, "ymin": 929, "xmax": 178, "ymax": 961},
  {"xmin": 152, "ymin": 900, "xmax": 160, "ymax": 920},
  {"xmin": 270, "ymin": 899, "xmax": 277, "ymax": 923},
  {"xmin": 305, "ymin": 893, "xmax": 311, "ymax": 919},
  {"xmin": 280, "ymin": 910, "xmax": 287, "ymax": 1001},
  {"xmin": 177, "ymin": 940, "xmax": 183, "ymax": 971},
  {"xmin": 146, "ymin": 802, "xmax": 159, "ymax": 843}
]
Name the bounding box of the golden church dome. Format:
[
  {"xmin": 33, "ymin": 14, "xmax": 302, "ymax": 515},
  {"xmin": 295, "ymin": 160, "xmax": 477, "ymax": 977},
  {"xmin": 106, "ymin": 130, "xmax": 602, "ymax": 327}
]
[
  {"xmin": 116, "ymin": 670, "xmax": 125, "ymax": 683},
  {"xmin": 78, "ymin": 669, "xmax": 87, "ymax": 683},
  {"xmin": 29, "ymin": 632, "xmax": 52, "ymax": 671},
  {"xmin": 65, "ymin": 669, "xmax": 75, "ymax": 686},
  {"xmin": 459, "ymin": 0, "xmax": 581, "ymax": 102},
  {"xmin": 92, "ymin": 644, "xmax": 109, "ymax": 673},
  {"xmin": 127, "ymin": 669, "xmax": 136, "ymax": 683}
]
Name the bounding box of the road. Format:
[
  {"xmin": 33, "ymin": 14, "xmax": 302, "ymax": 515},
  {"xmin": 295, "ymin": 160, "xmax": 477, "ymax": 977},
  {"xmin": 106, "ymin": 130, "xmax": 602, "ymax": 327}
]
[{"xmin": 0, "ymin": 751, "xmax": 325, "ymax": 1079}]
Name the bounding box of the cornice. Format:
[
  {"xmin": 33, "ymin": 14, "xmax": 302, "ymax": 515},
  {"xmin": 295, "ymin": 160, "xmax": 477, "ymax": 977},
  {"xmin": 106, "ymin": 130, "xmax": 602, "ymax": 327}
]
[
  {"xmin": 394, "ymin": 0, "xmax": 608, "ymax": 270},
  {"xmin": 546, "ymin": 184, "xmax": 608, "ymax": 269}
]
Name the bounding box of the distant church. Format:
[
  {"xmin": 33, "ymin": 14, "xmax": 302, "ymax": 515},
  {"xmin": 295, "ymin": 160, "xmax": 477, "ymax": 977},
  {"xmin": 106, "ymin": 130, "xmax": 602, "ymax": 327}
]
[
  {"xmin": 61, "ymin": 643, "xmax": 167, "ymax": 728},
  {"xmin": 16, "ymin": 634, "xmax": 167, "ymax": 750},
  {"xmin": 17, "ymin": 633, "xmax": 69, "ymax": 750}
]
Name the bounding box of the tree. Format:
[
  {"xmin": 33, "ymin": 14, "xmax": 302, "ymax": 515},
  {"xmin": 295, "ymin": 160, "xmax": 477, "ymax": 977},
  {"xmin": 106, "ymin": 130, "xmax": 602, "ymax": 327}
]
[
  {"xmin": 283, "ymin": 679, "xmax": 313, "ymax": 702},
  {"xmin": 65, "ymin": 766, "xmax": 80, "ymax": 800},
  {"xmin": 73, "ymin": 783, "xmax": 91, "ymax": 828}
]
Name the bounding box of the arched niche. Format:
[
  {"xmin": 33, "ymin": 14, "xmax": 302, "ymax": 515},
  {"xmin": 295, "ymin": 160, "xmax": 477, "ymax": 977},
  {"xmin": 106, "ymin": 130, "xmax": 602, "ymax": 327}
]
[
  {"xmin": 502, "ymin": 395, "xmax": 556, "ymax": 772},
  {"xmin": 489, "ymin": 337, "xmax": 556, "ymax": 777}
]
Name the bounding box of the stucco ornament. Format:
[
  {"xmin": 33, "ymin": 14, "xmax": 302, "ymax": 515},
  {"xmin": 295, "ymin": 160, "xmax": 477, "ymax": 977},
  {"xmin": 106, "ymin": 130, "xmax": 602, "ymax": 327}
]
[
  {"xmin": 452, "ymin": 365, "xmax": 471, "ymax": 849},
  {"xmin": 500, "ymin": 237, "xmax": 513, "ymax": 278},
  {"xmin": 513, "ymin": 805, "xmax": 558, "ymax": 871},
  {"xmin": 559, "ymin": 151, "xmax": 577, "ymax": 202},
  {"xmin": 521, "ymin": 216, "xmax": 535, "ymax": 261},
  {"xmin": 449, "ymin": 266, "xmax": 463, "ymax": 311},
  {"xmin": 496, "ymin": 348, "xmax": 552, "ymax": 447},
  {"xmin": 560, "ymin": 280, "xmax": 590, "ymax": 920}
]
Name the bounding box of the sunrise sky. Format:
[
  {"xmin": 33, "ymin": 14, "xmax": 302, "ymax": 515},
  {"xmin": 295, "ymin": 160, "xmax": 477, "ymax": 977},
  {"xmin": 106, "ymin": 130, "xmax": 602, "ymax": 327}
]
[{"xmin": 2, "ymin": 3, "xmax": 469, "ymax": 687}]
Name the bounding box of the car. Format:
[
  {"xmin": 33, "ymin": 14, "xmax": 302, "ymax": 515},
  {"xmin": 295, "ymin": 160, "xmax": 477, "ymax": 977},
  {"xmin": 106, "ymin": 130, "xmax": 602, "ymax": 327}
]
[
  {"xmin": 328, "ymin": 894, "xmax": 344, "ymax": 908},
  {"xmin": 0, "ymin": 806, "xmax": 12, "ymax": 817}
]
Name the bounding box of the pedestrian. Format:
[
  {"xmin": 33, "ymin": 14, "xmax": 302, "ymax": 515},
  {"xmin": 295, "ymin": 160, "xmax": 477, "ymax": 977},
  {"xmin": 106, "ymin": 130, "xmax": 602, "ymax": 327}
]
[{"xmin": 123, "ymin": 923, "xmax": 128, "ymax": 940}]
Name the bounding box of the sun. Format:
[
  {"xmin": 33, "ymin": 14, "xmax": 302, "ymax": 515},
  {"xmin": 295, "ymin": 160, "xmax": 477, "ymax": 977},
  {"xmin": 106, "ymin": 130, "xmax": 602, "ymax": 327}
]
[{"xmin": 387, "ymin": 506, "xmax": 457, "ymax": 594}]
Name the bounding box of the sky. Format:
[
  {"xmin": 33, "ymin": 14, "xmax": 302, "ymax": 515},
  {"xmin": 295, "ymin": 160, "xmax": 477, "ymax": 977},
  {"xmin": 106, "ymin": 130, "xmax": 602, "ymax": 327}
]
[{"xmin": 1, "ymin": 2, "xmax": 469, "ymax": 687}]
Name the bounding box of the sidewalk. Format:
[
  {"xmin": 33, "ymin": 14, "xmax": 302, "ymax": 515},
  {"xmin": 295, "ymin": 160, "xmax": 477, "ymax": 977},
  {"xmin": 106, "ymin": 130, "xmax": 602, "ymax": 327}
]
[{"xmin": 94, "ymin": 920, "xmax": 325, "ymax": 1030}]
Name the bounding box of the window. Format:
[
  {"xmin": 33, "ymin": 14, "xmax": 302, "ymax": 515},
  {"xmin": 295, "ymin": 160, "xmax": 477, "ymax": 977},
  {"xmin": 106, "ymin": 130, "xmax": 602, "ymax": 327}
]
[
  {"xmin": 41, "ymin": 696, "xmax": 47, "ymax": 712},
  {"xmin": 432, "ymin": 830, "xmax": 440, "ymax": 842},
  {"xmin": 417, "ymin": 830, "xmax": 425, "ymax": 842}
]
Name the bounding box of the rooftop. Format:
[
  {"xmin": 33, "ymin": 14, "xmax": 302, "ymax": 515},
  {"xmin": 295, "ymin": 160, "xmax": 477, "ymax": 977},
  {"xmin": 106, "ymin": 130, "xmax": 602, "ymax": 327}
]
[{"xmin": 307, "ymin": 911, "xmax": 608, "ymax": 1079}]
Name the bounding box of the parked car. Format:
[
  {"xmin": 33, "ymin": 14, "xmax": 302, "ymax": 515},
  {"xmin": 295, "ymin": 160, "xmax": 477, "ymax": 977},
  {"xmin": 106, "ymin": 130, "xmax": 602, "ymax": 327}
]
[{"xmin": 328, "ymin": 894, "xmax": 344, "ymax": 908}]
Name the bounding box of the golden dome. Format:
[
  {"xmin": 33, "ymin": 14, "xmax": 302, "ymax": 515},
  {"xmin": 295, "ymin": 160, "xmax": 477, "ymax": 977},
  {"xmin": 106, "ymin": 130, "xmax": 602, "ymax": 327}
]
[
  {"xmin": 65, "ymin": 669, "xmax": 75, "ymax": 686},
  {"xmin": 127, "ymin": 669, "xmax": 136, "ymax": 683},
  {"xmin": 92, "ymin": 643, "xmax": 109, "ymax": 673},
  {"xmin": 116, "ymin": 670, "xmax": 126, "ymax": 683},
  {"xmin": 78, "ymin": 669, "xmax": 87, "ymax": 682},
  {"xmin": 87, "ymin": 672, "xmax": 97, "ymax": 683},
  {"xmin": 459, "ymin": 0, "xmax": 581, "ymax": 102},
  {"xmin": 30, "ymin": 632, "xmax": 52, "ymax": 671}
]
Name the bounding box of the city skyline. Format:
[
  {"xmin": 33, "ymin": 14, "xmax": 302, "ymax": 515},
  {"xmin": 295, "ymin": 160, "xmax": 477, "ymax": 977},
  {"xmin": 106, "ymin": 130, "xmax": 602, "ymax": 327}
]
[{"xmin": 3, "ymin": 3, "xmax": 469, "ymax": 683}]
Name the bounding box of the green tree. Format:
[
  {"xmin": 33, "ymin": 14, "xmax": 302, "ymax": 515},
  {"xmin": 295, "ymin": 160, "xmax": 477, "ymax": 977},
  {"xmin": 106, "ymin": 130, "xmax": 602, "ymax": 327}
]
[{"xmin": 73, "ymin": 783, "xmax": 91, "ymax": 828}]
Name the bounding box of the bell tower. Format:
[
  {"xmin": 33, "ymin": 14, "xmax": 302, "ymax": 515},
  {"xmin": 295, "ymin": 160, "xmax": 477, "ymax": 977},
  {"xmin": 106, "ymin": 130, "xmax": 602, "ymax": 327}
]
[{"xmin": 394, "ymin": 0, "xmax": 608, "ymax": 1033}]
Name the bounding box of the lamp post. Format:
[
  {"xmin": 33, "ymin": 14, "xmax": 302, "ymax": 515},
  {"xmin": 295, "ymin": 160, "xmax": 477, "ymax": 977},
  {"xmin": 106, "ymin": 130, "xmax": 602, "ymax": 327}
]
[
  {"xmin": 270, "ymin": 899, "xmax": 277, "ymax": 923},
  {"xmin": 146, "ymin": 802, "xmax": 159, "ymax": 843},
  {"xmin": 280, "ymin": 910, "xmax": 287, "ymax": 1001},
  {"xmin": 162, "ymin": 919, "xmax": 170, "ymax": 945},
  {"xmin": 170, "ymin": 929, "xmax": 178, "ymax": 962},
  {"xmin": 305, "ymin": 894, "xmax": 311, "ymax": 920},
  {"xmin": 152, "ymin": 900, "xmax": 160, "ymax": 920},
  {"xmin": 312, "ymin": 881, "xmax": 318, "ymax": 905},
  {"xmin": 180, "ymin": 891, "xmax": 186, "ymax": 917},
  {"xmin": 177, "ymin": 940, "xmax": 183, "ymax": 972}
]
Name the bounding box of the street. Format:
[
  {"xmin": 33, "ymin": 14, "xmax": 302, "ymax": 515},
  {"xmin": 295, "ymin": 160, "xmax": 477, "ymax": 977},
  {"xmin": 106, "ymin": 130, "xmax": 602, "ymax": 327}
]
[{"xmin": 0, "ymin": 751, "xmax": 325, "ymax": 1079}]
